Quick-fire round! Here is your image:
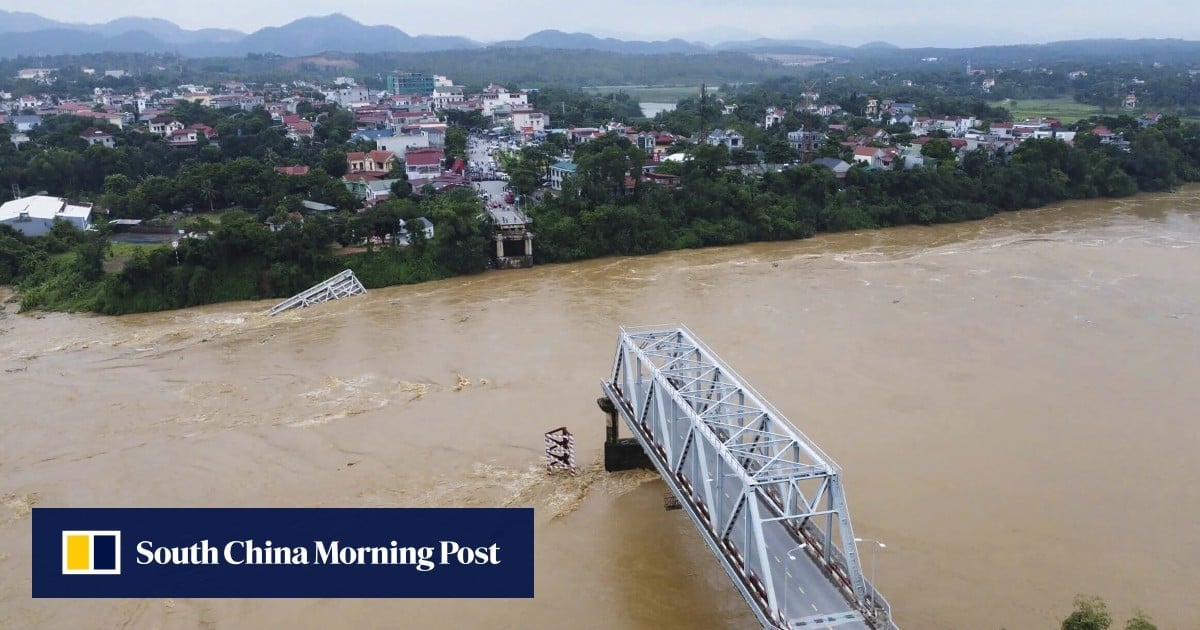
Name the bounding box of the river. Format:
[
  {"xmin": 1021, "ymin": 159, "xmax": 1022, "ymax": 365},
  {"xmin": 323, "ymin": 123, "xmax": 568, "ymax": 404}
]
[{"xmin": 2, "ymin": 188, "xmax": 1199, "ymax": 629}]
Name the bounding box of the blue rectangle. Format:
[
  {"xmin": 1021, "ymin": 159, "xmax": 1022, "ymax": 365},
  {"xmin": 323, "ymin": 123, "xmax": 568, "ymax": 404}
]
[
  {"xmin": 92, "ymin": 535, "xmax": 117, "ymax": 571},
  {"xmin": 33, "ymin": 508, "xmax": 534, "ymax": 598}
]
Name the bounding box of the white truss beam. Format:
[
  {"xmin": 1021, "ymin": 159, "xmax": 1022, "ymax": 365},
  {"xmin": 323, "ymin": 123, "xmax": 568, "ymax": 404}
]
[
  {"xmin": 268, "ymin": 269, "xmax": 367, "ymax": 315},
  {"xmin": 602, "ymin": 325, "xmax": 897, "ymax": 630}
]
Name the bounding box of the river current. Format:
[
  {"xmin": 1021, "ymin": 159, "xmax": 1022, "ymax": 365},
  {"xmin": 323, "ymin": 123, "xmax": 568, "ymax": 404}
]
[{"xmin": 2, "ymin": 188, "xmax": 1199, "ymax": 629}]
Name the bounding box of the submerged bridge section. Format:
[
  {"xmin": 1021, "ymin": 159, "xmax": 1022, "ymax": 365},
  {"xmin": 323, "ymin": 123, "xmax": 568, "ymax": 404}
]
[
  {"xmin": 599, "ymin": 326, "xmax": 896, "ymax": 630},
  {"xmin": 268, "ymin": 270, "xmax": 366, "ymax": 316}
]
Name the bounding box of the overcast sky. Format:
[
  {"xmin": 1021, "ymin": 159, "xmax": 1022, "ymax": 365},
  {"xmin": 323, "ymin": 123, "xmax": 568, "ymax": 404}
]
[{"xmin": 7, "ymin": 0, "xmax": 1200, "ymax": 47}]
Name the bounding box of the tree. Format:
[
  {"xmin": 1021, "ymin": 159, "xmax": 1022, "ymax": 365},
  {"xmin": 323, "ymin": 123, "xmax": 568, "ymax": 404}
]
[
  {"xmin": 321, "ymin": 149, "xmax": 348, "ymax": 177},
  {"xmin": 1124, "ymin": 609, "xmax": 1157, "ymax": 630},
  {"xmin": 1062, "ymin": 594, "xmax": 1112, "ymax": 630},
  {"xmin": 445, "ymin": 126, "xmax": 468, "ymax": 159}
]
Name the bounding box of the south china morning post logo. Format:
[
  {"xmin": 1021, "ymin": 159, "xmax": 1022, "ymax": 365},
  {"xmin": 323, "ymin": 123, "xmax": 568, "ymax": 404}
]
[
  {"xmin": 133, "ymin": 537, "xmax": 501, "ymax": 571},
  {"xmin": 33, "ymin": 508, "xmax": 534, "ymax": 598},
  {"xmin": 61, "ymin": 530, "xmax": 121, "ymax": 575}
]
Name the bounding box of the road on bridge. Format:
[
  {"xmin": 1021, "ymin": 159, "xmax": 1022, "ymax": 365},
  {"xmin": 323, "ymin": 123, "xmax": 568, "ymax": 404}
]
[{"xmin": 761, "ymin": 513, "xmax": 867, "ymax": 629}]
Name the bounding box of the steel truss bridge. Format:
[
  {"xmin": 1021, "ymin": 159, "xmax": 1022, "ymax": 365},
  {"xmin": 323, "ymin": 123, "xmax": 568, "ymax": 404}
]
[{"xmin": 599, "ymin": 326, "xmax": 897, "ymax": 630}]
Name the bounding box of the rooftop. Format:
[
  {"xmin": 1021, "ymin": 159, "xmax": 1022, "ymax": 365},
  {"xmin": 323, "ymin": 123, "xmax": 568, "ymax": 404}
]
[{"xmin": 0, "ymin": 195, "xmax": 92, "ymax": 222}]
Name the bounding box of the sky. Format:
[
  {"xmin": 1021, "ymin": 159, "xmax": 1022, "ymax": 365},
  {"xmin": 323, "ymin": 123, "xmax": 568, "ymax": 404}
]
[{"xmin": 6, "ymin": 0, "xmax": 1200, "ymax": 47}]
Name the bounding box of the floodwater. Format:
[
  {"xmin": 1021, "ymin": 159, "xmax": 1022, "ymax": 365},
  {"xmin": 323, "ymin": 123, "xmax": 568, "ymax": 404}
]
[
  {"xmin": 2, "ymin": 187, "xmax": 1199, "ymax": 629},
  {"xmin": 640, "ymin": 102, "xmax": 677, "ymax": 118}
]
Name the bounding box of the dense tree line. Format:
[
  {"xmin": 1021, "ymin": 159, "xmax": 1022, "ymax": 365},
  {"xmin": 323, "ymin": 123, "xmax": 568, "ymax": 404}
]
[{"xmin": 526, "ymin": 115, "xmax": 1200, "ymax": 264}]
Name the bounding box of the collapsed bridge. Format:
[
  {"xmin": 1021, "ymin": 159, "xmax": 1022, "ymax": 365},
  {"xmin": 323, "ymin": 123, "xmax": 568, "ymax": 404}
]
[{"xmin": 598, "ymin": 325, "xmax": 897, "ymax": 629}]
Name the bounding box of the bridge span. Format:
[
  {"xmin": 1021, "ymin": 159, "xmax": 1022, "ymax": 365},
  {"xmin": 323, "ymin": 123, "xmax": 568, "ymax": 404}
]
[{"xmin": 598, "ymin": 326, "xmax": 897, "ymax": 629}]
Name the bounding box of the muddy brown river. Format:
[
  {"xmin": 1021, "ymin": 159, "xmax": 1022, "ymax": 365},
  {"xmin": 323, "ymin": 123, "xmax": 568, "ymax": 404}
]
[{"xmin": 2, "ymin": 187, "xmax": 1199, "ymax": 629}]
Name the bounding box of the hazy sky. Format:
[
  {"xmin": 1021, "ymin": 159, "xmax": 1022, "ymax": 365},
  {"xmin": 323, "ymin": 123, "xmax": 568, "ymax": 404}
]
[{"xmin": 6, "ymin": 0, "xmax": 1200, "ymax": 47}]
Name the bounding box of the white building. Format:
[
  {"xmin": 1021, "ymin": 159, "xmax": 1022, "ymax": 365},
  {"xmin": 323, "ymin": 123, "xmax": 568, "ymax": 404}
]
[
  {"xmin": 511, "ymin": 109, "xmax": 548, "ymax": 134},
  {"xmin": 479, "ymin": 87, "xmax": 528, "ymax": 116},
  {"xmin": 375, "ymin": 132, "xmax": 429, "ymax": 154},
  {"xmin": 764, "ymin": 107, "xmax": 786, "ymax": 129},
  {"xmin": 324, "ymin": 86, "xmax": 372, "ymax": 108},
  {"xmin": 0, "ymin": 196, "xmax": 93, "ymax": 237},
  {"xmin": 16, "ymin": 68, "xmax": 56, "ymax": 81}
]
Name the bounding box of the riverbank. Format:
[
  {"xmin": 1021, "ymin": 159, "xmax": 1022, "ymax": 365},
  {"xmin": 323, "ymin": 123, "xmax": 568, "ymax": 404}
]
[{"xmin": 0, "ymin": 184, "xmax": 1186, "ymax": 317}]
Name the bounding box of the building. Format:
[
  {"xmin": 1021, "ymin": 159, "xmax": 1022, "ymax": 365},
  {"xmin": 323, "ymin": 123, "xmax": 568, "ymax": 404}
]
[
  {"xmin": 346, "ymin": 150, "xmax": 398, "ymax": 175},
  {"xmin": 345, "ymin": 177, "xmax": 402, "ymax": 206},
  {"xmin": 149, "ymin": 116, "xmax": 184, "ymax": 136},
  {"xmin": 387, "ymin": 72, "xmax": 436, "ymax": 96},
  {"xmin": 324, "ymin": 86, "xmax": 371, "ymax": 108},
  {"xmin": 166, "ymin": 129, "xmax": 201, "ymax": 147},
  {"xmin": 811, "ymin": 158, "xmax": 852, "ymax": 179},
  {"xmin": 0, "ymin": 195, "xmax": 93, "ymax": 237},
  {"xmin": 478, "ymin": 85, "xmax": 528, "ymax": 117},
  {"xmin": 764, "ymin": 107, "xmax": 786, "ymax": 129},
  {"xmin": 80, "ymin": 128, "xmax": 115, "ymax": 147},
  {"xmin": 397, "ymin": 217, "xmax": 435, "ymax": 244},
  {"xmin": 16, "ymin": 68, "xmax": 56, "ymax": 82},
  {"xmin": 787, "ymin": 129, "xmax": 826, "ymax": 156},
  {"xmin": 549, "ymin": 161, "xmax": 577, "ymax": 191},
  {"xmin": 511, "ymin": 109, "xmax": 549, "ymax": 135},
  {"xmin": 12, "ymin": 115, "xmax": 44, "ymax": 132},
  {"xmin": 706, "ymin": 129, "xmax": 744, "ymax": 151},
  {"xmin": 403, "ymin": 147, "xmax": 444, "ymax": 179},
  {"xmin": 375, "ymin": 131, "xmax": 428, "ymax": 154}
]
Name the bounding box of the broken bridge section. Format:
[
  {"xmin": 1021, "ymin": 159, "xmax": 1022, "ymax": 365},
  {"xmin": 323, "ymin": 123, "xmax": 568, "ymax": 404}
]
[
  {"xmin": 268, "ymin": 270, "xmax": 367, "ymax": 316},
  {"xmin": 599, "ymin": 325, "xmax": 897, "ymax": 630}
]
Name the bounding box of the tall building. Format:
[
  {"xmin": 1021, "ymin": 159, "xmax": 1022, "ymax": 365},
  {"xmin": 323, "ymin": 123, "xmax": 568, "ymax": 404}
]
[{"xmin": 387, "ymin": 72, "xmax": 435, "ymax": 96}]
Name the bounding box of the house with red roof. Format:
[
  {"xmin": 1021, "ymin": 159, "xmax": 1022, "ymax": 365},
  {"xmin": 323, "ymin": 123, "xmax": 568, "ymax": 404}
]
[
  {"xmin": 402, "ymin": 147, "xmax": 444, "ymax": 180},
  {"xmin": 275, "ymin": 166, "xmax": 310, "ymax": 176},
  {"xmin": 189, "ymin": 123, "xmax": 217, "ymax": 140},
  {"xmin": 80, "ymin": 127, "xmax": 114, "ymax": 147},
  {"xmin": 166, "ymin": 128, "xmax": 200, "ymax": 147}
]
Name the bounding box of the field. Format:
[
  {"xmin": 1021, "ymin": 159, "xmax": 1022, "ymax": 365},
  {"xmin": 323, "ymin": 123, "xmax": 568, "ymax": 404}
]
[
  {"xmin": 1000, "ymin": 97, "xmax": 1102, "ymax": 123},
  {"xmin": 104, "ymin": 240, "xmax": 167, "ymax": 273},
  {"xmin": 582, "ymin": 85, "xmax": 716, "ymax": 103}
]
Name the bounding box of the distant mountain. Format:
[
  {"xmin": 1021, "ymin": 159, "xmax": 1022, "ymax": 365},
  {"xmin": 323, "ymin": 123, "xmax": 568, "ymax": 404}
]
[
  {"xmin": 92, "ymin": 17, "xmax": 244, "ymax": 45},
  {"xmin": 494, "ymin": 30, "xmax": 706, "ymax": 54},
  {"xmin": 0, "ymin": 28, "xmax": 175, "ymax": 58},
  {"xmin": 223, "ymin": 14, "xmax": 480, "ymax": 56},
  {"xmin": 858, "ymin": 41, "xmax": 899, "ymax": 50},
  {"xmin": 0, "ymin": 10, "xmax": 72, "ymax": 33}
]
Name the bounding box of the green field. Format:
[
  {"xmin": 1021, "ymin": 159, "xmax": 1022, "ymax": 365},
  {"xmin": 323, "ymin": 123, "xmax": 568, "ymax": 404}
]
[
  {"xmin": 1000, "ymin": 98, "xmax": 1102, "ymax": 123},
  {"xmin": 104, "ymin": 240, "xmax": 169, "ymax": 273},
  {"xmin": 582, "ymin": 85, "xmax": 716, "ymax": 103}
]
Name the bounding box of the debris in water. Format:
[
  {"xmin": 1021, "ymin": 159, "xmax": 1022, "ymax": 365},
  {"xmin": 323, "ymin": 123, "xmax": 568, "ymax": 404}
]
[{"xmin": 452, "ymin": 373, "xmax": 471, "ymax": 392}]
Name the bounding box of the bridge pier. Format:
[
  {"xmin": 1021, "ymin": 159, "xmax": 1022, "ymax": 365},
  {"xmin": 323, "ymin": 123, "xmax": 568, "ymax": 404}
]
[{"xmin": 597, "ymin": 396, "xmax": 653, "ymax": 472}]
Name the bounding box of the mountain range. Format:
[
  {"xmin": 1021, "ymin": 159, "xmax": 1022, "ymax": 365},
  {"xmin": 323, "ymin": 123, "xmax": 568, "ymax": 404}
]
[
  {"xmin": 0, "ymin": 11, "xmax": 1198, "ymax": 62},
  {"xmin": 0, "ymin": 10, "xmax": 874, "ymax": 58}
]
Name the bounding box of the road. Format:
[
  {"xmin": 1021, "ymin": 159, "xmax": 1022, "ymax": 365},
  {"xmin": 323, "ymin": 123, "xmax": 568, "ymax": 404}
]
[
  {"xmin": 759, "ymin": 508, "xmax": 868, "ymax": 629},
  {"xmin": 468, "ymin": 134, "xmax": 530, "ymax": 222}
]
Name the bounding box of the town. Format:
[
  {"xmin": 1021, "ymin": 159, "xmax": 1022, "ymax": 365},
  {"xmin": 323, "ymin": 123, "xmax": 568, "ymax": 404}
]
[{"xmin": 0, "ymin": 54, "xmax": 1196, "ymax": 314}]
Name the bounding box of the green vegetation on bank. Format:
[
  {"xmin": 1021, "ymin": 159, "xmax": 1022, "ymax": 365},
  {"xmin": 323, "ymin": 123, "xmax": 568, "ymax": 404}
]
[
  {"xmin": 1061, "ymin": 594, "xmax": 1157, "ymax": 630},
  {"xmin": 515, "ymin": 115, "xmax": 1198, "ymax": 265},
  {"xmin": 1, "ymin": 189, "xmax": 490, "ymax": 314}
]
